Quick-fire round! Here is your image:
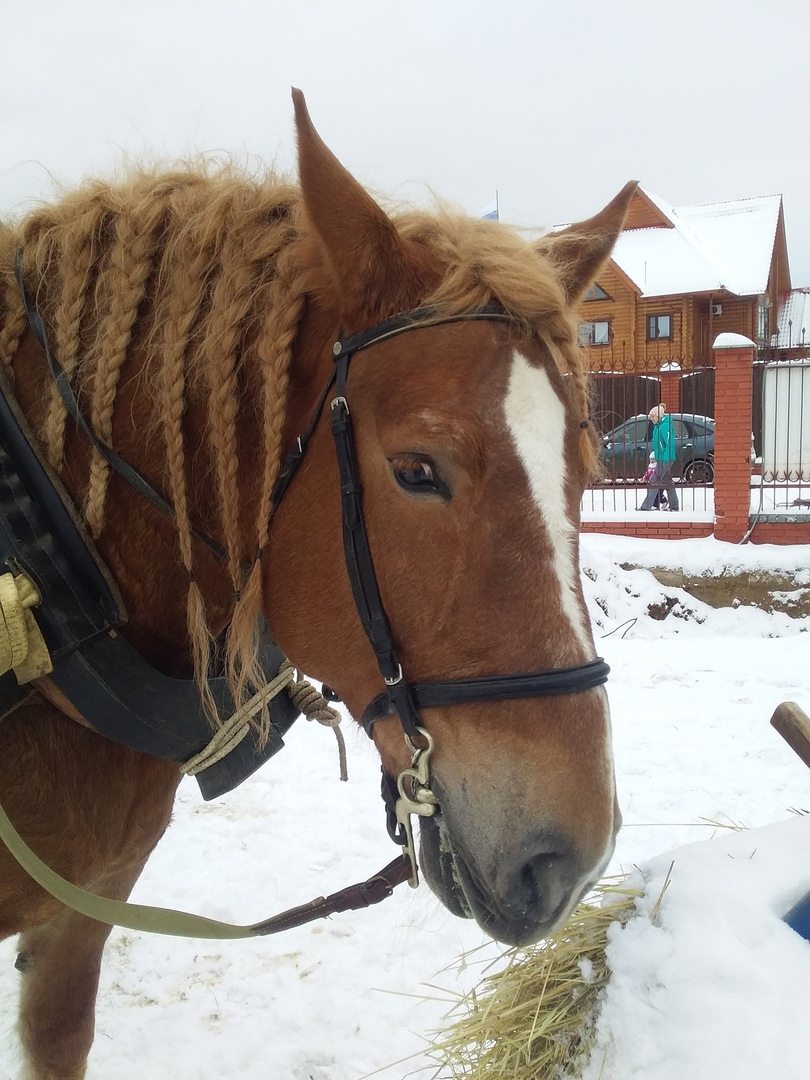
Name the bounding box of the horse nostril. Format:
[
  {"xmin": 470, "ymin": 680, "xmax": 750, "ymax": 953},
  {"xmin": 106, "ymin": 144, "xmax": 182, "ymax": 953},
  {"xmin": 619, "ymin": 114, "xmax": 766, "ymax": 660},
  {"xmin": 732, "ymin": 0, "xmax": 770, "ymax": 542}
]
[{"xmin": 497, "ymin": 834, "xmax": 578, "ymax": 925}]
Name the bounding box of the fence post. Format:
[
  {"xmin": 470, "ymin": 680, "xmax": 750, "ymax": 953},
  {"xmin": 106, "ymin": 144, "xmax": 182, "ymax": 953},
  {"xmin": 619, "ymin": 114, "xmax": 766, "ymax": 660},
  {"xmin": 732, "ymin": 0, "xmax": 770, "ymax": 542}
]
[
  {"xmin": 713, "ymin": 333, "xmax": 755, "ymax": 543},
  {"xmin": 659, "ymin": 362, "xmax": 682, "ymax": 414}
]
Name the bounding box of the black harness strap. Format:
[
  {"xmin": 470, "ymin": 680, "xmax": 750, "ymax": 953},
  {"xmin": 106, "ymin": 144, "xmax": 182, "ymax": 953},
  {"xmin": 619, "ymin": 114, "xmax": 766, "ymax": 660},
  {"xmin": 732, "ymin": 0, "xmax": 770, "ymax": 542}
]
[
  {"xmin": 289, "ymin": 309, "xmax": 609, "ymax": 844},
  {"xmin": 330, "ymin": 352, "xmax": 422, "ymax": 740},
  {"xmin": 360, "ymin": 658, "xmax": 611, "ymax": 735}
]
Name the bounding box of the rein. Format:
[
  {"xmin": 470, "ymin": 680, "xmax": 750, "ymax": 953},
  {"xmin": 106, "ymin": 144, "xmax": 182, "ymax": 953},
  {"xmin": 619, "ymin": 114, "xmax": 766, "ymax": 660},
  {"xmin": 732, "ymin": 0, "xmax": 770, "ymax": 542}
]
[{"xmin": 0, "ymin": 289, "xmax": 609, "ymax": 939}]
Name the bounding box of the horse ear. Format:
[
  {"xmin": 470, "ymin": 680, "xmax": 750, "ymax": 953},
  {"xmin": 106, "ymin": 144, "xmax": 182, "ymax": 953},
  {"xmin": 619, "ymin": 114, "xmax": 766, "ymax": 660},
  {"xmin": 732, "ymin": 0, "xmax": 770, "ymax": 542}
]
[
  {"xmin": 535, "ymin": 181, "xmax": 638, "ymax": 304},
  {"xmin": 292, "ymin": 88, "xmax": 421, "ymax": 323}
]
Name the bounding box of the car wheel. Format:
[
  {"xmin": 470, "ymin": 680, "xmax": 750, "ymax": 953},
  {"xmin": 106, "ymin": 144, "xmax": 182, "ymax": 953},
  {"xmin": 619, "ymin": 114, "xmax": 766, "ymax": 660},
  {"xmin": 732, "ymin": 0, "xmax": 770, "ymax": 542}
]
[{"xmin": 683, "ymin": 459, "xmax": 714, "ymax": 484}]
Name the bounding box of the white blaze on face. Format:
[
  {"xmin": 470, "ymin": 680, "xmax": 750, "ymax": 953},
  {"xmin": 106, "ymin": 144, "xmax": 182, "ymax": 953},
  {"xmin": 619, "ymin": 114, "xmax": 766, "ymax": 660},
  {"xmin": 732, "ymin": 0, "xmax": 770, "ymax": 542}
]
[{"xmin": 503, "ymin": 349, "xmax": 590, "ymax": 657}]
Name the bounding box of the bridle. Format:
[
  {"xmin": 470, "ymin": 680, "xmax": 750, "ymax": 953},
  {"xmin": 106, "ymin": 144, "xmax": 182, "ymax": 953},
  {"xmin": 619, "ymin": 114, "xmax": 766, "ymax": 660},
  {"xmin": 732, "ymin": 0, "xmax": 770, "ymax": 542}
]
[{"xmin": 271, "ymin": 304, "xmax": 610, "ymax": 884}]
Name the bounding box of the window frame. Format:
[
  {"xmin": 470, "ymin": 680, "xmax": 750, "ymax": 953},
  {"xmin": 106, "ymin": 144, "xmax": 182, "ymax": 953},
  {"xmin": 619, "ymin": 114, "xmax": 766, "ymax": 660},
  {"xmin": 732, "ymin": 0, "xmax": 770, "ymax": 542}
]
[
  {"xmin": 584, "ymin": 283, "xmax": 611, "ymax": 302},
  {"xmin": 578, "ymin": 319, "xmax": 611, "ymax": 346},
  {"xmin": 646, "ymin": 313, "xmax": 673, "ymax": 341}
]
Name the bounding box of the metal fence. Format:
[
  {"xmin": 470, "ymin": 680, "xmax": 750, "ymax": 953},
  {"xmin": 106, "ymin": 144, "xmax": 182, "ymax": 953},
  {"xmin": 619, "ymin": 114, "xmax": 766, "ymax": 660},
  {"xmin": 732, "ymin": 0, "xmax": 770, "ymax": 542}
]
[
  {"xmin": 582, "ymin": 366, "xmax": 715, "ymax": 517},
  {"xmin": 751, "ymin": 356, "xmax": 810, "ymax": 521}
]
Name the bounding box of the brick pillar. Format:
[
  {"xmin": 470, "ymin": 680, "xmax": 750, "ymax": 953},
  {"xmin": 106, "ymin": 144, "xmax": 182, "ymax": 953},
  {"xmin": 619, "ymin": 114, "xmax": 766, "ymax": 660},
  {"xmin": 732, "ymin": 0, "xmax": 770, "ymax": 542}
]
[
  {"xmin": 713, "ymin": 334, "xmax": 755, "ymax": 543},
  {"xmin": 659, "ymin": 362, "xmax": 682, "ymax": 414}
]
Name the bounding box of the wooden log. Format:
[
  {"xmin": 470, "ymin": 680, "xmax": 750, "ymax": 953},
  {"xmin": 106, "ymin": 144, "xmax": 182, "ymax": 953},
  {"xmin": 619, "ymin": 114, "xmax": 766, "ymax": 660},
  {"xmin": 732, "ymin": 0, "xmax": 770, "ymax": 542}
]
[{"xmin": 770, "ymin": 701, "xmax": 810, "ymax": 772}]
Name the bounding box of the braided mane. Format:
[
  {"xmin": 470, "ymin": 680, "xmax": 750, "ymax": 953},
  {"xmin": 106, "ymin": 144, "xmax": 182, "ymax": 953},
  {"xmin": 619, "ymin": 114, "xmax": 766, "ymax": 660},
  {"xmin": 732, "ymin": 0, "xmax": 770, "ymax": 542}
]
[{"xmin": 0, "ymin": 165, "xmax": 595, "ymax": 734}]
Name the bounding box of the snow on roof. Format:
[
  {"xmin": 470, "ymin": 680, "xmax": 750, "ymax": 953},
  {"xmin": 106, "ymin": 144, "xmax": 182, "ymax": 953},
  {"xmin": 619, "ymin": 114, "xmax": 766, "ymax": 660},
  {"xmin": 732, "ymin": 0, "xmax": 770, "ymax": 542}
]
[
  {"xmin": 612, "ymin": 226, "xmax": 725, "ymax": 298},
  {"xmin": 676, "ymin": 193, "xmax": 782, "ymax": 295},
  {"xmin": 777, "ymin": 288, "xmax": 810, "ymax": 348},
  {"xmin": 610, "ymin": 187, "xmax": 782, "ymax": 299}
]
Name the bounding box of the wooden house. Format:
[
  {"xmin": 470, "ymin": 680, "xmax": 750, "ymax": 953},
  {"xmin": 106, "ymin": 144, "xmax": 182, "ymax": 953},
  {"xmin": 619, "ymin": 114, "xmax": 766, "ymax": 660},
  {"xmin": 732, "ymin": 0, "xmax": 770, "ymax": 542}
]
[{"xmin": 576, "ymin": 187, "xmax": 800, "ymax": 372}]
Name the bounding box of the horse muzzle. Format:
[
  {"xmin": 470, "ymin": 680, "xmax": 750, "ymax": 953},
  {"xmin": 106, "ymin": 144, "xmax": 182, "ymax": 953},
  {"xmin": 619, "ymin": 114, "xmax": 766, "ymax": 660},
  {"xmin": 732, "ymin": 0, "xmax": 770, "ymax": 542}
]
[{"xmin": 418, "ymin": 797, "xmax": 616, "ymax": 947}]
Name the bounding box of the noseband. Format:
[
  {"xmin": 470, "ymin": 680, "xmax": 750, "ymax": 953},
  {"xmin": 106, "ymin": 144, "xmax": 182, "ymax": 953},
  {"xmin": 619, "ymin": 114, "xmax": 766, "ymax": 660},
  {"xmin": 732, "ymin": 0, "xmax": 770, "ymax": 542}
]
[{"xmin": 274, "ymin": 305, "xmax": 609, "ymax": 883}]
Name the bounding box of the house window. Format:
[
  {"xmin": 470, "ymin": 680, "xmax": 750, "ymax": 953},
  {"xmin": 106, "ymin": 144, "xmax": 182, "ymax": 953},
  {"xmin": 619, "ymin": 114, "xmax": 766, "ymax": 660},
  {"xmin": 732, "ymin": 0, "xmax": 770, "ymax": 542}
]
[
  {"xmin": 584, "ymin": 283, "xmax": 610, "ymax": 301},
  {"xmin": 757, "ymin": 298, "xmax": 770, "ymax": 340},
  {"xmin": 647, "ymin": 314, "xmax": 672, "ymax": 340},
  {"xmin": 578, "ymin": 320, "xmax": 610, "ymax": 345}
]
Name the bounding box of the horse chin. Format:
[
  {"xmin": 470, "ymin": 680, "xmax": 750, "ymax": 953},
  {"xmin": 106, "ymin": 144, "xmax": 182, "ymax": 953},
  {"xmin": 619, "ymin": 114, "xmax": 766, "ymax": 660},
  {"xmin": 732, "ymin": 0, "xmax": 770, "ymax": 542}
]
[{"xmin": 418, "ymin": 815, "xmax": 588, "ymax": 947}]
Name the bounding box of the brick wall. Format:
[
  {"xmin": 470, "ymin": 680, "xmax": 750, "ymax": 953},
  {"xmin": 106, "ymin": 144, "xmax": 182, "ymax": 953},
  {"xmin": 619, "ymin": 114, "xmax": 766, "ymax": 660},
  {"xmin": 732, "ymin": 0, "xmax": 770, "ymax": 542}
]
[
  {"xmin": 580, "ymin": 522, "xmax": 713, "ymax": 539},
  {"xmin": 747, "ymin": 522, "xmax": 810, "ymax": 545},
  {"xmin": 658, "ymin": 367, "xmax": 682, "ymax": 414},
  {"xmin": 713, "ymin": 338, "xmax": 755, "ymax": 543}
]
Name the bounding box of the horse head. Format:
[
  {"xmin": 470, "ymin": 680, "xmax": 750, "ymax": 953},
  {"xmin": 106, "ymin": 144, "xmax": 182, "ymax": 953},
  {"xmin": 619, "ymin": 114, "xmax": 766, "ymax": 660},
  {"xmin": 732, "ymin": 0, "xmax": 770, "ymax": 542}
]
[{"xmin": 265, "ymin": 92, "xmax": 635, "ymax": 946}]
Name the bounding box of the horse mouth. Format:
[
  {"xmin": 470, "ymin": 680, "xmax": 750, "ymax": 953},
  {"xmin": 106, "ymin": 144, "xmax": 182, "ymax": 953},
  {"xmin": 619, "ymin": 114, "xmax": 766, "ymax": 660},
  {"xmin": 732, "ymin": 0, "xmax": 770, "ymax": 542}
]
[
  {"xmin": 418, "ymin": 815, "xmax": 596, "ymax": 947},
  {"xmin": 418, "ymin": 814, "xmax": 473, "ymax": 921}
]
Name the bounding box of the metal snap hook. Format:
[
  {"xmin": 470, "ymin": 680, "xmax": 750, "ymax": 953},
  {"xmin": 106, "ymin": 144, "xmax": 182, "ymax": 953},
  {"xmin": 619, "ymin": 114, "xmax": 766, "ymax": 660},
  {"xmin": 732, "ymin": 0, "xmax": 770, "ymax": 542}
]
[{"xmin": 393, "ymin": 726, "xmax": 438, "ymax": 887}]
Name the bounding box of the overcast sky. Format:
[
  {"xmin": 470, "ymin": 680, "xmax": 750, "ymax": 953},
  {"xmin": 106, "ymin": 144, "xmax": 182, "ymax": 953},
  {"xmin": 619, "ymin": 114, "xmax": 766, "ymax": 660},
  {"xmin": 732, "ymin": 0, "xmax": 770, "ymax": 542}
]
[{"xmin": 3, "ymin": 0, "xmax": 809, "ymax": 284}]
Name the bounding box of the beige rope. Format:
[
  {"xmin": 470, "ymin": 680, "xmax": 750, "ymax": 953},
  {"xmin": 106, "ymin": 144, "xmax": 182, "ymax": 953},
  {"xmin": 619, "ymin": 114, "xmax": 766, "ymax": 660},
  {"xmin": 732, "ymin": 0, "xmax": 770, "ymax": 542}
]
[
  {"xmin": 181, "ymin": 659, "xmax": 348, "ymax": 782},
  {"xmin": 285, "ymin": 667, "xmax": 348, "ymax": 782},
  {"xmin": 0, "ymin": 572, "xmax": 53, "ymax": 684},
  {"xmin": 181, "ymin": 663, "xmax": 296, "ymax": 776}
]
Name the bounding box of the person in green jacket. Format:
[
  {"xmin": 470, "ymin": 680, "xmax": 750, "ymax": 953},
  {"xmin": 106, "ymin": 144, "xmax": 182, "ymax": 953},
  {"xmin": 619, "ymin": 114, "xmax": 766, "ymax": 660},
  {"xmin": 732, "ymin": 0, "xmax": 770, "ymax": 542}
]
[{"xmin": 639, "ymin": 404, "xmax": 679, "ymax": 510}]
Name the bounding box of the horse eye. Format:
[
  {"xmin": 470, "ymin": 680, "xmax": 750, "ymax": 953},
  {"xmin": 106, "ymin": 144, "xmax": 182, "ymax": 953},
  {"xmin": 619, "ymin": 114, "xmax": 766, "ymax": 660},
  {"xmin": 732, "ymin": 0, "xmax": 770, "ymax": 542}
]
[{"xmin": 391, "ymin": 455, "xmax": 449, "ymax": 499}]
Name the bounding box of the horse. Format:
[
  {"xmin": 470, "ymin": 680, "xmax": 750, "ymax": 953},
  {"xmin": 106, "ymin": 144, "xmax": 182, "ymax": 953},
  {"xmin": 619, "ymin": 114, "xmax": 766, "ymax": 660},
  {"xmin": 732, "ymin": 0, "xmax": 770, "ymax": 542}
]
[{"xmin": 0, "ymin": 88, "xmax": 635, "ymax": 1079}]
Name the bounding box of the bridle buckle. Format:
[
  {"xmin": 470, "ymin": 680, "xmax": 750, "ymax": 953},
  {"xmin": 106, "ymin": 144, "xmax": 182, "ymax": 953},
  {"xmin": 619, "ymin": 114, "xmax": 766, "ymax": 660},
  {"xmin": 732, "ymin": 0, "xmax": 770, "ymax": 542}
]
[{"xmin": 384, "ymin": 664, "xmax": 404, "ymax": 687}]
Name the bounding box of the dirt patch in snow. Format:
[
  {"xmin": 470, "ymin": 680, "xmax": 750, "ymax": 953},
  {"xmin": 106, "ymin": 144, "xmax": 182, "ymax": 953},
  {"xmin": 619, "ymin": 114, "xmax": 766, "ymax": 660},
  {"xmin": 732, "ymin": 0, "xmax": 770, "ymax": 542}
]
[{"xmin": 622, "ymin": 565, "xmax": 810, "ymax": 617}]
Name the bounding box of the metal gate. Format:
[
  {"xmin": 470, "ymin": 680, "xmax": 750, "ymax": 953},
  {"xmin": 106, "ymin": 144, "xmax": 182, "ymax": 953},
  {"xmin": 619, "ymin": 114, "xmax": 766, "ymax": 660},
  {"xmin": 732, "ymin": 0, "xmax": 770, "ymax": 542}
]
[
  {"xmin": 590, "ymin": 373, "xmax": 661, "ymax": 436},
  {"xmin": 680, "ymin": 367, "xmax": 715, "ymax": 421}
]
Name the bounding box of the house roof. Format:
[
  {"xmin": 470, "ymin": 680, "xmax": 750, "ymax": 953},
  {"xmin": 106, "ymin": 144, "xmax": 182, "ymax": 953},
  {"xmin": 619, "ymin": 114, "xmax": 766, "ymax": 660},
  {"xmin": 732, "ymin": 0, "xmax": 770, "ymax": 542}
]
[
  {"xmin": 776, "ymin": 288, "xmax": 810, "ymax": 348},
  {"xmin": 609, "ymin": 187, "xmax": 782, "ymax": 299}
]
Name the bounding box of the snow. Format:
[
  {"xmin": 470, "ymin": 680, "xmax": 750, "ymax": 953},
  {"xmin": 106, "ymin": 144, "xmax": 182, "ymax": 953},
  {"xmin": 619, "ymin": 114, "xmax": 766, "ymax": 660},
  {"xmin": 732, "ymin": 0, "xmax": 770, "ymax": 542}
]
[
  {"xmin": 2, "ymin": 535, "xmax": 810, "ymax": 1079},
  {"xmin": 611, "ymin": 188, "xmax": 782, "ymax": 299},
  {"xmin": 714, "ymin": 332, "xmax": 757, "ymax": 348},
  {"xmin": 676, "ymin": 194, "xmax": 783, "ymax": 297},
  {"xmin": 612, "ymin": 226, "xmax": 725, "ymax": 299},
  {"xmin": 581, "ymin": 819, "xmax": 810, "ymax": 1080}
]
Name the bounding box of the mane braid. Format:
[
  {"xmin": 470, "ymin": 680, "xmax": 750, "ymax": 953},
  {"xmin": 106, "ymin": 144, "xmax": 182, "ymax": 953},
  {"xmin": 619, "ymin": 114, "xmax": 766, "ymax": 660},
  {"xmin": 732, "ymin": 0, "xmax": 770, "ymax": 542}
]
[
  {"xmin": 84, "ymin": 198, "xmax": 167, "ymax": 536},
  {"xmin": 45, "ymin": 199, "xmax": 109, "ymax": 469}
]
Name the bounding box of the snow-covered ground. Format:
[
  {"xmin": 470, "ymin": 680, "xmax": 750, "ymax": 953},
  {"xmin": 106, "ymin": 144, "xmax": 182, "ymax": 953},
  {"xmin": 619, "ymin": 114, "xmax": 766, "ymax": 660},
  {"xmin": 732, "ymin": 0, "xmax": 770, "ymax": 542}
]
[{"xmin": 1, "ymin": 534, "xmax": 809, "ymax": 1079}]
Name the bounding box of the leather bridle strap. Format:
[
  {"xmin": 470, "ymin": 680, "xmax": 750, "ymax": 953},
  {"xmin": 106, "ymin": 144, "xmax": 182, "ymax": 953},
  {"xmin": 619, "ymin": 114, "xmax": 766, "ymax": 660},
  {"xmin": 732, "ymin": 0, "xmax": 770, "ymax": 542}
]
[
  {"xmin": 360, "ymin": 658, "xmax": 611, "ymax": 735},
  {"xmin": 330, "ymin": 353, "xmax": 422, "ymax": 740}
]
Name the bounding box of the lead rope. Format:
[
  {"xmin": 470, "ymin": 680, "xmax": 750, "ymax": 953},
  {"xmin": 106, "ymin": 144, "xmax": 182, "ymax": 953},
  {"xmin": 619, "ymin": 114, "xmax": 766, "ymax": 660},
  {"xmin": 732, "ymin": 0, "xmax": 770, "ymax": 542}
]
[
  {"xmin": 0, "ymin": 793, "xmax": 411, "ymax": 938},
  {"xmin": 182, "ymin": 660, "xmax": 347, "ymax": 782},
  {"xmin": 285, "ymin": 667, "xmax": 348, "ymax": 782}
]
